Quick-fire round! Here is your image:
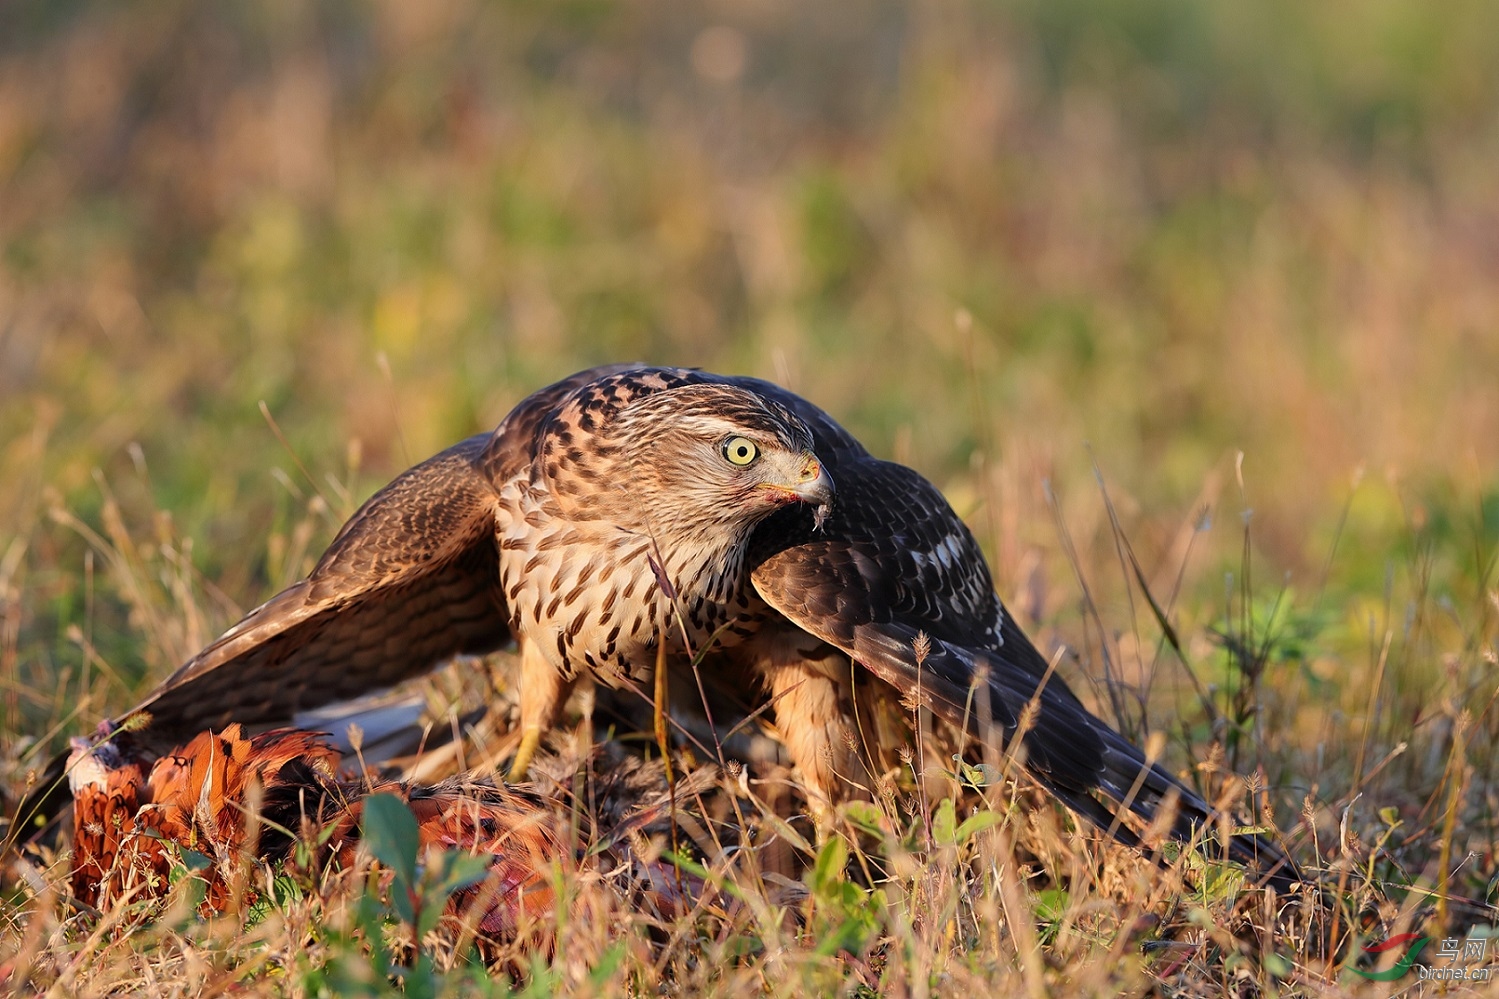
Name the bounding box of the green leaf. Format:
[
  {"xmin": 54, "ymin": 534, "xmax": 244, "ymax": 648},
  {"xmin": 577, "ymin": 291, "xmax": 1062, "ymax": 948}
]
[
  {"xmin": 811, "ymin": 882, "xmax": 882, "ymax": 957},
  {"xmin": 762, "ymin": 812, "xmax": 816, "ymax": 856},
  {"xmin": 430, "ymin": 850, "xmax": 495, "ymax": 899},
  {"xmin": 1263, "ymin": 950, "xmax": 1294, "ymax": 978},
  {"xmin": 401, "ymin": 951, "xmax": 438, "ymax": 999},
  {"xmin": 248, "ymin": 869, "xmax": 306, "ymax": 927},
  {"xmin": 179, "ymin": 847, "xmax": 213, "ymax": 872},
  {"xmin": 415, "ymin": 895, "xmax": 443, "ymax": 937},
  {"xmin": 933, "ymin": 797, "xmax": 957, "ymax": 847},
  {"xmin": 1034, "ymin": 887, "xmax": 1070, "ymax": 945},
  {"xmin": 840, "ymin": 800, "xmax": 889, "ymax": 838},
  {"xmin": 814, "ymin": 915, "xmax": 871, "ymax": 957},
  {"xmin": 587, "ymin": 941, "xmax": 628, "ymax": 990},
  {"xmin": 953, "ymin": 809, "xmax": 1005, "ymax": 844},
  {"xmin": 808, "ymin": 835, "xmax": 848, "ymax": 895},
  {"xmin": 1195, "ymin": 857, "xmax": 1248, "ymax": 903},
  {"xmin": 414, "ymin": 850, "xmax": 493, "ymax": 937},
  {"xmin": 273, "ymin": 872, "xmax": 305, "ymax": 906},
  {"xmin": 390, "ymin": 884, "xmax": 418, "ymax": 928},
  {"xmin": 362, "ymin": 793, "xmax": 420, "ymax": 891},
  {"xmin": 1034, "ymin": 887, "xmax": 1069, "ymax": 923}
]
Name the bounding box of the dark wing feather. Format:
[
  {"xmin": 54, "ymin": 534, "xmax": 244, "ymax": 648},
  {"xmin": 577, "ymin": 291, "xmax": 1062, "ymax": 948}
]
[
  {"xmin": 126, "ymin": 433, "xmax": 510, "ymax": 742},
  {"xmin": 742, "ymin": 457, "xmax": 1113, "ymax": 786},
  {"xmin": 127, "ymin": 364, "xmax": 641, "ymax": 743},
  {"xmin": 745, "ymin": 415, "xmax": 1297, "ymax": 889}
]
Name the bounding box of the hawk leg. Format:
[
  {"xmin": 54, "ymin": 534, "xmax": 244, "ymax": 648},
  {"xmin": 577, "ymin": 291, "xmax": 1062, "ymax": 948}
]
[
  {"xmin": 508, "ymin": 636, "xmax": 578, "ymax": 781},
  {"xmin": 852, "ymin": 674, "xmax": 959, "ymax": 803},
  {"xmin": 748, "ymin": 627, "xmax": 869, "ymax": 833}
]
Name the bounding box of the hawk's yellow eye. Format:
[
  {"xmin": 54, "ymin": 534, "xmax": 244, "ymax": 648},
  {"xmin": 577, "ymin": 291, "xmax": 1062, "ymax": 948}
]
[{"xmin": 722, "ymin": 436, "xmax": 759, "ymax": 466}]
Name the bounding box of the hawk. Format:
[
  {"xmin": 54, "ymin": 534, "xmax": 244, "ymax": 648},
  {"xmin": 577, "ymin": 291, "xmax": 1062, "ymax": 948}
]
[{"xmin": 43, "ymin": 366, "xmax": 1295, "ymax": 886}]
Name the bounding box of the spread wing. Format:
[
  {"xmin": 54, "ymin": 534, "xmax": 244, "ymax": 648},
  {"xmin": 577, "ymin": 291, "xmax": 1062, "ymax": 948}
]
[
  {"xmin": 126, "ymin": 433, "xmax": 510, "ymax": 741},
  {"xmin": 742, "ymin": 398, "xmax": 1295, "ymax": 886},
  {"xmin": 123, "ymin": 364, "xmax": 637, "ymax": 744}
]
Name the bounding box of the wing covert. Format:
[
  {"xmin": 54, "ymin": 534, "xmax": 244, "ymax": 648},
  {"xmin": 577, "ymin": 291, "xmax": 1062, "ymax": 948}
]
[{"xmin": 748, "ymin": 454, "xmax": 1006, "ymax": 650}]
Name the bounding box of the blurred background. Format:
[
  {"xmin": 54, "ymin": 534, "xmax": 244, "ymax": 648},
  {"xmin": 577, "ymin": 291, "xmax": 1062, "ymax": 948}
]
[{"xmin": 2, "ymin": 1, "xmax": 1497, "ymax": 818}]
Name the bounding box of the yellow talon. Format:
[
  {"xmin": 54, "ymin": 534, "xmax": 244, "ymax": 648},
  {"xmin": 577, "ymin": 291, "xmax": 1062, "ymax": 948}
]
[{"xmin": 508, "ymin": 727, "xmax": 543, "ymax": 782}]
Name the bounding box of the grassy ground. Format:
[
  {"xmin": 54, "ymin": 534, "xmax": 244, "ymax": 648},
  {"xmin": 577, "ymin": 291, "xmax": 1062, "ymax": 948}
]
[{"xmin": 2, "ymin": 1, "xmax": 1498, "ymax": 994}]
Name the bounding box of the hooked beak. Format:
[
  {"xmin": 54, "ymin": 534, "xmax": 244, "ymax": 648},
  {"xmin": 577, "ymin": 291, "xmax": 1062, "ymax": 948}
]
[
  {"xmin": 760, "ymin": 452, "xmax": 835, "ymax": 515},
  {"xmin": 791, "ymin": 453, "xmax": 834, "ymax": 508}
]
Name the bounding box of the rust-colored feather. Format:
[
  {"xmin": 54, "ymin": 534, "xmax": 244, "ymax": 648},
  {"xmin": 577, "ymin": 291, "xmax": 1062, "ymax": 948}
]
[
  {"xmin": 324, "ymin": 778, "xmax": 567, "ymax": 936},
  {"xmin": 67, "ymin": 727, "xmax": 693, "ymax": 938},
  {"xmin": 67, "ymin": 739, "xmax": 149, "ymax": 908}
]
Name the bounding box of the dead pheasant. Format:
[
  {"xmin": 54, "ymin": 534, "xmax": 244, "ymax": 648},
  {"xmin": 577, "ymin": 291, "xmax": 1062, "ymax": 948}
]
[{"xmin": 68, "ymin": 725, "xmax": 707, "ymax": 937}]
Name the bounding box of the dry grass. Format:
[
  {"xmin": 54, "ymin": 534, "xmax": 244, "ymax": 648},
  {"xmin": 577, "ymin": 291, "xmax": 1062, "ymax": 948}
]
[{"xmin": 2, "ymin": 1, "xmax": 1498, "ymax": 995}]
